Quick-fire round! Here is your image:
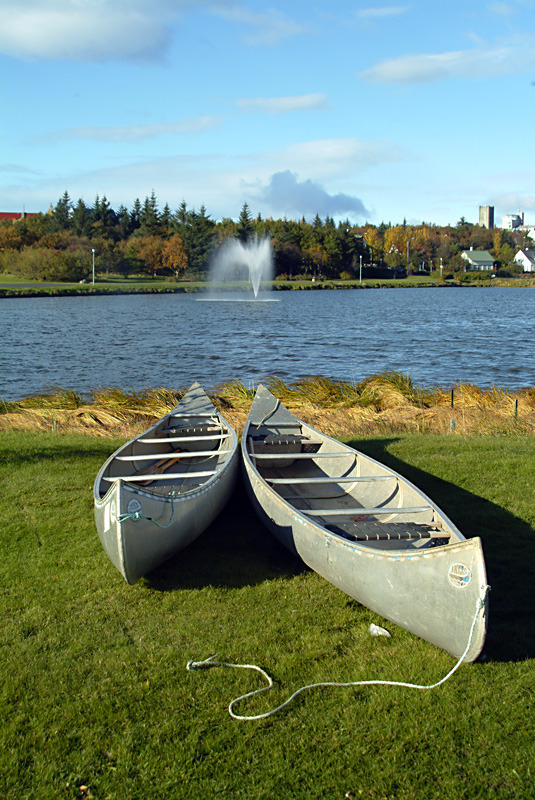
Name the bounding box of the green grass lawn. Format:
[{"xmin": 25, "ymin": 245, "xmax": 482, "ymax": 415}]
[{"xmin": 1, "ymin": 430, "xmax": 534, "ymax": 799}]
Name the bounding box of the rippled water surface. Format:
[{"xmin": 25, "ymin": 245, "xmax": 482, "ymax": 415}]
[{"xmin": 2, "ymin": 287, "xmax": 534, "ymax": 400}]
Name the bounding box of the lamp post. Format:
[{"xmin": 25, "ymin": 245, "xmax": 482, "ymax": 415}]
[
  {"xmin": 359, "ymin": 254, "xmax": 362, "ymax": 283},
  {"xmin": 92, "ymin": 248, "xmax": 95, "ymax": 285}
]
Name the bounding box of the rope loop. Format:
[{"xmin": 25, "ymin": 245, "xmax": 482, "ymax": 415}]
[{"xmin": 187, "ymin": 585, "xmax": 490, "ymax": 721}]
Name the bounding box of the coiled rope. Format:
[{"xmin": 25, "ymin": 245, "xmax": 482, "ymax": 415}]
[{"xmin": 186, "ymin": 584, "xmax": 489, "ymax": 721}]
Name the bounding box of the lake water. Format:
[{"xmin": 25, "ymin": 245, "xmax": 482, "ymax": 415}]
[{"xmin": 1, "ymin": 287, "xmax": 534, "ymax": 401}]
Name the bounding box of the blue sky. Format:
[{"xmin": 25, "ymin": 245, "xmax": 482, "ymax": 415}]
[{"xmin": 1, "ymin": 0, "xmax": 534, "ymax": 226}]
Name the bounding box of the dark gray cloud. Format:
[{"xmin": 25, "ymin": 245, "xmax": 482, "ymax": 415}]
[{"xmin": 256, "ymin": 170, "xmax": 370, "ymax": 218}]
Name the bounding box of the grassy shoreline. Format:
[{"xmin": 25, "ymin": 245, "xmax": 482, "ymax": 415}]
[
  {"xmin": 2, "ymin": 273, "xmax": 535, "ymax": 298},
  {"xmin": 2, "ymin": 373, "xmax": 534, "ymax": 438}
]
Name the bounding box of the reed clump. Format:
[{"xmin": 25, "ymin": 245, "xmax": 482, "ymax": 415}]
[{"xmin": 1, "ymin": 373, "xmax": 534, "ymax": 437}]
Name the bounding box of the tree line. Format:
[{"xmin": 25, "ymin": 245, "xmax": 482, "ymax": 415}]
[{"xmin": 0, "ymin": 191, "xmax": 528, "ymax": 282}]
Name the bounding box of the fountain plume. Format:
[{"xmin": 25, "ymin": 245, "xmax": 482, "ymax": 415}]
[{"xmin": 210, "ymin": 235, "xmax": 273, "ymax": 299}]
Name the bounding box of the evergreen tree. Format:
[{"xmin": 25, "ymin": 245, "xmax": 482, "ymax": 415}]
[
  {"xmin": 174, "ymin": 201, "xmax": 188, "ymax": 227},
  {"xmin": 130, "ymin": 198, "xmax": 142, "ymax": 232},
  {"xmin": 71, "ymin": 199, "xmax": 91, "ymax": 237},
  {"xmin": 53, "ymin": 191, "xmax": 72, "ymax": 230},
  {"xmin": 116, "ymin": 204, "xmax": 132, "ymax": 238},
  {"xmin": 184, "ymin": 205, "xmax": 216, "ymax": 274},
  {"xmin": 139, "ymin": 191, "xmax": 161, "ymax": 236},
  {"xmin": 236, "ymin": 203, "xmax": 254, "ymax": 243},
  {"xmin": 161, "ymin": 203, "xmax": 172, "ymax": 231}
]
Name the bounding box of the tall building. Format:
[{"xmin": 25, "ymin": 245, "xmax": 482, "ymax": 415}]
[
  {"xmin": 479, "ymin": 205, "xmax": 494, "ymax": 229},
  {"xmin": 502, "ymin": 212, "xmax": 524, "ymax": 230}
]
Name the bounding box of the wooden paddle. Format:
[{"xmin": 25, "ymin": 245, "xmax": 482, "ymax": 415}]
[{"xmin": 134, "ymin": 450, "xmax": 183, "ymax": 486}]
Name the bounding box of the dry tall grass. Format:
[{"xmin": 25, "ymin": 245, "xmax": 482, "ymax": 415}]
[{"xmin": 2, "ymin": 373, "xmax": 534, "ymax": 438}]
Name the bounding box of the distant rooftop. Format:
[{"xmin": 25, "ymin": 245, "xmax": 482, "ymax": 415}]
[{"xmin": 0, "ymin": 211, "xmax": 38, "ymax": 222}]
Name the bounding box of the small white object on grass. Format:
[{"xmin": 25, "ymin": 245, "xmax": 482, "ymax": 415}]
[{"xmin": 368, "ymin": 623, "xmax": 391, "ymax": 638}]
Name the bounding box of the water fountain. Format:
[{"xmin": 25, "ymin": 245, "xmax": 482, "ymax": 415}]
[{"xmin": 208, "ymin": 235, "xmax": 275, "ymax": 300}]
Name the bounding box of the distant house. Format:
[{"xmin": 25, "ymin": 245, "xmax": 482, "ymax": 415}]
[
  {"xmin": 461, "ymin": 248, "xmax": 495, "ymax": 271},
  {"xmin": 0, "ymin": 211, "xmax": 37, "ymax": 222},
  {"xmin": 514, "ymin": 249, "xmax": 535, "ymax": 272}
]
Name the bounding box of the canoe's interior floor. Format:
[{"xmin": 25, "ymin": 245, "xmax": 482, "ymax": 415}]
[
  {"xmin": 248, "ymin": 428, "xmax": 454, "ymax": 553},
  {"xmin": 97, "ymin": 418, "xmax": 234, "ymax": 499}
]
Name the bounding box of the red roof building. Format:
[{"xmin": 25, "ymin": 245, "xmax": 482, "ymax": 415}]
[{"xmin": 0, "ymin": 212, "xmax": 38, "ymax": 222}]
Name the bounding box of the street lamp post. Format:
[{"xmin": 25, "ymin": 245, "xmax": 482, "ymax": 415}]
[
  {"xmin": 92, "ymin": 248, "xmax": 95, "ymax": 285},
  {"xmin": 359, "ymin": 254, "xmax": 362, "ymax": 283}
]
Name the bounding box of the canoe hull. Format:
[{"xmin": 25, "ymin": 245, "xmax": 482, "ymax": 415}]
[
  {"xmin": 242, "ymin": 385, "xmax": 487, "ymax": 662},
  {"xmin": 94, "ymin": 383, "xmax": 238, "ymax": 584}
]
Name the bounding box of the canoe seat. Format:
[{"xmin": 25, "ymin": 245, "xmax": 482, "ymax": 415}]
[
  {"xmin": 325, "ymin": 520, "xmax": 450, "ymax": 542},
  {"xmin": 253, "ymin": 434, "xmax": 320, "ymax": 451},
  {"xmin": 157, "ymin": 425, "xmax": 222, "ymax": 436}
]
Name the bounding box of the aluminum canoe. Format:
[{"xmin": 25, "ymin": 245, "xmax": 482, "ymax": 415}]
[
  {"xmin": 242, "ymin": 384, "xmax": 488, "ymax": 662},
  {"xmin": 94, "ymin": 382, "xmax": 238, "ymax": 584}
]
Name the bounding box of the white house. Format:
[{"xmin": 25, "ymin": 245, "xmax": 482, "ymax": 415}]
[
  {"xmin": 514, "ymin": 249, "xmax": 535, "ymax": 272},
  {"xmin": 461, "ymin": 249, "xmax": 495, "ymax": 271}
]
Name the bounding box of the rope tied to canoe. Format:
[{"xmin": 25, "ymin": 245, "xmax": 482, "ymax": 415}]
[
  {"xmin": 186, "ymin": 584, "xmax": 490, "ymax": 721},
  {"xmin": 117, "ymin": 492, "xmax": 176, "ymax": 529}
]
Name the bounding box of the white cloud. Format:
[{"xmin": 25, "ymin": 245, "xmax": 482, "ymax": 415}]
[
  {"xmin": 0, "ymin": 0, "xmax": 186, "ymax": 61},
  {"xmin": 0, "ymin": 1, "xmax": 309, "ymax": 61},
  {"xmin": 237, "ymin": 94, "xmax": 329, "ymax": 114},
  {"xmin": 0, "ymin": 137, "xmax": 401, "ymax": 221},
  {"xmin": 210, "ymin": 5, "xmax": 310, "ymax": 46},
  {"xmin": 254, "ymin": 170, "xmax": 370, "ymax": 217},
  {"xmin": 31, "ymin": 116, "xmax": 222, "ymax": 144},
  {"xmin": 280, "ymin": 138, "xmax": 404, "ymax": 179},
  {"xmin": 492, "ymin": 192, "xmax": 535, "ymax": 213},
  {"xmin": 355, "ymin": 5, "xmax": 410, "ymax": 19},
  {"xmin": 359, "ymin": 41, "xmax": 535, "ymax": 83}
]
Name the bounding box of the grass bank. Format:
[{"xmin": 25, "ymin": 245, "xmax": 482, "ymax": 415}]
[
  {"xmin": 1, "ymin": 429, "xmax": 534, "ymax": 799},
  {"xmin": 2, "ymin": 373, "xmax": 534, "ymax": 439},
  {"xmin": 2, "ymin": 272, "xmax": 535, "ymax": 297}
]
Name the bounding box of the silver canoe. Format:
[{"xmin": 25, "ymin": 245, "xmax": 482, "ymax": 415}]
[
  {"xmin": 242, "ymin": 385, "xmax": 488, "ymax": 662},
  {"xmin": 94, "ymin": 382, "xmax": 238, "ymax": 584}
]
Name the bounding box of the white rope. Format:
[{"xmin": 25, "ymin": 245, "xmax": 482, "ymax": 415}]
[{"xmin": 186, "ymin": 585, "xmax": 489, "ymax": 721}]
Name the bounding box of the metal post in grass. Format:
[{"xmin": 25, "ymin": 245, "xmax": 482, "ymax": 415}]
[
  {"xmin": 92, "ymin": 248, "xmax": 95, "ymax": 285},
  {"xmin": 514, "ymin": 398, "xmax": 518, "ymax": 420},
  {"xmin": 450, "ymin": 418, "xmax": 456, "ymax": 433},
  {"xmin": 451, "ymin": 388, "xmax": 454, "ymax": 408}
]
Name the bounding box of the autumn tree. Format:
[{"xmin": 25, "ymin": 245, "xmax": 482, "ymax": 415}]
[
  {"xmin": 0, "ymin": 223, "xmax": 22, "ymax": 254},
  {"xmin": 162, "ymin": 234, "xmax": 188, "ymax": 279},
  {"xmin": 127, "ymin": 235, "xmax": 163, "ymax": 276}
]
